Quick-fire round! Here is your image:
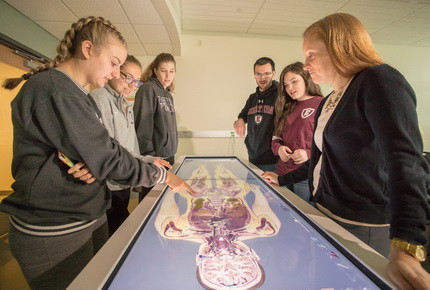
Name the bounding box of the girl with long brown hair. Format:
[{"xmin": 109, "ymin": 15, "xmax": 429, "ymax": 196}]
[
  {"xmin": 0, "ymin": 17, "xmax": 191, "ymax": 289},
  {"xmin": 271, "ymin": 62, "xmax": 322, "ymax": 204},
  {"xmin": 133, "ymin": 53, "xmax": 179, "ymax": 201}
]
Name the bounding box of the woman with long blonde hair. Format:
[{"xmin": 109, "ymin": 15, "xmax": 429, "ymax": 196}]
[
  {"xmin": 263, "ymin": 13, "xmax": 430, "ymax": 289},
  {"xmin": 1, "ymin": 17, "xmax": 191, "ymax": 289}
]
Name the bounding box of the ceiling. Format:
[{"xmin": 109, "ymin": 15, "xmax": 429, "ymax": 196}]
[{"xmin": 4, "ymin": 0, "xmax": 430, "ymax": 57}]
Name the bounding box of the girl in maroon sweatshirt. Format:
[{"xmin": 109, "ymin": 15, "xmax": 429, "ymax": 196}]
[{"xmin": 271, "ymin": 62, "xmax": 322, "ymax": 204}]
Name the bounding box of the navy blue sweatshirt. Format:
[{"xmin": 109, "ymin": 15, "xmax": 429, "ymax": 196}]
[{"xmin": 238, "ymin": 81, "xmax": 279, "ymax": 165}]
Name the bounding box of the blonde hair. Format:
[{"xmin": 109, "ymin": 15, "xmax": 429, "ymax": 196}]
[
  {"xmin": 121, "ymin": 55, "xmax": 141, "ymax": 71},
  {"xmin": 141, "ymin": 53, "xmax": 176, "ymax": 92},
  {"xmin": 3, "ymin": 16, "xmax": 126, "ymax": 90},
  {"xmin": 303, "ymin": 13, "xmax": 384, "ymax": 78}
]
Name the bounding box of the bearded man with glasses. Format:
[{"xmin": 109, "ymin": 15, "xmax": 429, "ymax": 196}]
[{"xmin": 234, "ymin": 57, "xmax": 279, "ymax": 172}]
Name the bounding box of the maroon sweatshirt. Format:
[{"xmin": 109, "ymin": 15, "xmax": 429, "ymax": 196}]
[{"xmin": 272, "ymin": 96, "xmax": 323, "ymax": 175}]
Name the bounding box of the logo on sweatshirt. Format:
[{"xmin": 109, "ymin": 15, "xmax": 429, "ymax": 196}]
[
  {"xmin": 255, "ymin": 115, "xmax": 263, "ymax": 124},
  {"xmin": 158, "ymin": 96, "xmax": 175, "ymax": 112},
  {"xmin": 301, "ymin": 108, "xmax": 315, "ymax": 119}
]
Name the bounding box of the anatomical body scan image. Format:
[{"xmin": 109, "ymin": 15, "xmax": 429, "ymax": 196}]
[
  {"xmin": 155, "ymin": 164, "xmax": 281, "ymax": 289},
  {"xmin": 106, "ymin": 157, "xmax": 390, "ymax": 290}
]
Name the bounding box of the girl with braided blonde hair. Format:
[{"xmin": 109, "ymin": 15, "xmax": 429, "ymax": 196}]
[
  {"xmin": 3, "ymin": 16, "xmax": 127, "ymax": 90},
  {"xmin": 1, "ymin": 16, "xmax": 192, "ymax": 289}
]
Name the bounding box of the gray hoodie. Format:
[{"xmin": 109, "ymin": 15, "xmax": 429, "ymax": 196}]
[
  {"xmin": 90, "ymin": 85, "xmax": 157, "ymax": 191},
  {"xmin": 0, "ymin": 69, "xmax": 166, "ymax": 231},
  {"xmin": 133, "ymin": 77, "xmax": 178, "ymax": 158}
]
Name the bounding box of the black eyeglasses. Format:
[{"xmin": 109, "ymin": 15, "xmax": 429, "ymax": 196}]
[
  {"xmin": 254, "ymin": 72, "xmax": 273, "ymax": 78},
  {"xmin": 120, "ymin": 72, "xmax": 143, "ymax": 87}
]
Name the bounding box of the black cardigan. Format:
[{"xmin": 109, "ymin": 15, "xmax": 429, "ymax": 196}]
[{"xmin": 279, "ymin": 64, "xmax": 430, "ymax": 245}]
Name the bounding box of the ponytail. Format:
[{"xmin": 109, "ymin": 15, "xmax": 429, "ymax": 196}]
[{"xmin": 2, "ymin": 75, "xmax": 28, "ymax": 90}]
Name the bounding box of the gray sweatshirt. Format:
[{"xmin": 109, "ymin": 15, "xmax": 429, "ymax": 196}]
[
  {"xmin": 133, "ymin": 77, "xmax": 178, "ymax": 158},
  {"xmin": 90, "ymin": 85, "xmax": 157, "ymax": 191},
  {"xmin": 0, "ymin": 69, "xmax": 166, "ymax": 230}
]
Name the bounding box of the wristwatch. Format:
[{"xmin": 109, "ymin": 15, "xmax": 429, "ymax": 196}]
[{"xmin": 391, "ymin": 238, "xmax": 427, "ymax": 262}]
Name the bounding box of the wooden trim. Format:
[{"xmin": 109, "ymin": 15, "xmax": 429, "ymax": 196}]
[{"xmin": 0, "ymin": 43, "xmax": 44, "ymax": 71}]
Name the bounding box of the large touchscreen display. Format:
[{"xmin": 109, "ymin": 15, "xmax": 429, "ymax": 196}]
[{"xmin": 104, "ymin": 157, "xmax": 390, "ymax": 289}]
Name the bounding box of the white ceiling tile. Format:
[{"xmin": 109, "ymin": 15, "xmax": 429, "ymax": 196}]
[
  {"xmin": 410, "ymin": 36, "xmax": 430, "ymax": 47},
  {"xmin": 371, "ymin": 24, "xmax": 428, "ymax": 45},
  {"xmin": 349, "ymin": 0, "xmax": 424, "ymax": 11},
  {"xmin": 144, "ymin": 43, "xmax": 173, "ymax": 55},
  {"xmin": 340, "ymin": 6, "xmax": 406, "ymax": 20},
  {"xmin": 119, "ymin": 0, "xmax": 163, "ymax": 25},
  {"xmin": 182, "ymin": 6, "xmax": 258, "ymax": 19},
  {"xmin": 183, "ymin": 14, "xmax": 253, "ymax": 25},
  {"xmin": 4, "ymin": 0, "xmax": 430, "ymax": 55},
  {"xmin": 183, "ymin": 18, "xmax": 250, "ymax": 33},
  {"xmin": 370, "ymin": 37, "xmax": 407, "ymax": 45},
  {"xmin": 134, "ymin": 24, "xmax": 170, "ymax": 44},
  {"xmin": 61, "ymin": 0, "xmax": 129, "ymax": 23},
  {"xmin": 250, "ymin": 20, "xmax": 310, "ymax": 30},
  {"xmin": 126, "ymin": 42, "xmax": 147, "ymax": 55},
  {"xmin": 337, "ymin": 13, "xmax": 398, "ymax": 34},
  {"xmin": 182, "ymin": 0, "xmax": 265, "ymax": 9},
  {"xmin": 114, "ymin": 23, "xmax": 140, "ymax": 43},
  {"xmin": 267, "ymin": 0, "xmax": 346, "ymax": 4},
  {"xmin": 264, "ymin": 0, "xmax": 345, "ymax": 11},
  {"xmin": 34, "ymin": 21, "xmax": 75, "ymax": 40},
  {"xmin": 248, "ymin": 28, "xmax": 302, "ymax": 37},
  {"xmin": 420, "ymin": 4, "xmax": 430, "ymax": 12},
  {"xmin": 183, "ymin": 25, "xmax": 248, "ymax": 34},
  {"xmin": 398, "ymin": 10, "xmax": 430, "ymax": 27},
  {"xmin": 4, "ymin": 0, "xmax": 77, "ymax": 21},
  {"xmin": 249, "ymin": 20, "xmax": 310, "ymax": 35}
]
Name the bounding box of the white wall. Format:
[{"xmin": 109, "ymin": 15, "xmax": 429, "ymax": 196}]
[
  {"xmin": 137, "ymin": 33, "xmax": 430, "ymax": 162},
  {"xmin": 2, "ymin": 0, "xmax": 428, "ymax": 159}
]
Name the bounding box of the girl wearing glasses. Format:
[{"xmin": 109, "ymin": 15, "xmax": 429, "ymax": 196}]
[
  {"xmin": 1, "ymin": 17, "xmax": 192, "ymax": 289},
  {"xmin": 90, "ymin": 55, "xmax": 171, "ymax": 236},
  {"xmin": 134, "ymin": 53, "xmax": 178, "ymax": 202}
]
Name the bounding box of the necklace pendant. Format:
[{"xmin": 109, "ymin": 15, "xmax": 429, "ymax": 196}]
[{"xmin": 325, "ymin": 90, "xmax": 342, "ymax": 113}]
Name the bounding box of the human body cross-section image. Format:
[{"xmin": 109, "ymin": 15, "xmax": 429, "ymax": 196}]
[{"xmin": 103, "ymin": 157, "xmax": 391, "ymax": 289}]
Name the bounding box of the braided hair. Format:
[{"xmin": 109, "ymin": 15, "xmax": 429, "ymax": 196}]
[{"xmin": 2, "ymin": 16, "xmax": 126, "ymax": 90}]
